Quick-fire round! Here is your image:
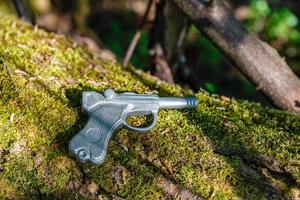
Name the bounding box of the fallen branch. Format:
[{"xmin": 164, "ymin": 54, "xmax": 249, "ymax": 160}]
[{"xmin": 172, "ymin": 0, "xmax": 300, "ymax": 114}]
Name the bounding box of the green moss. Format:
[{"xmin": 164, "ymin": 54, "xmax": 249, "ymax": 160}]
[
  {"xmin": 0, "ymin": 15, "xmax": 299, "ymax": 199},
  {"xmin": 0, "ymin": 179, "xmax": 21, "ymax": 199}
]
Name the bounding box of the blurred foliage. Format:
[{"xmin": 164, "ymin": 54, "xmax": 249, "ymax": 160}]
[
  {"xmin": 104, "ymin": 19, "xmax": 150, "ymax": 68},
  {"xmin": 247, "ymin": 0, "xmax": 300, "ymax": 57},
  {"xmin": 89, "ymin": 10, "xmax": 151, "ymax": 69}
]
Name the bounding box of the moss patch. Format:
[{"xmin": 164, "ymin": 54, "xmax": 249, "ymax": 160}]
[{"xmin": 0, "ymin": 15, "xmax": 299, "ymax": 199}]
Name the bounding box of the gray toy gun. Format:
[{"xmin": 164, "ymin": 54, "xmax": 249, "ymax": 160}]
[{"xmin": 69, "ymin": 88, "xmax": 198, "ymax": 165}]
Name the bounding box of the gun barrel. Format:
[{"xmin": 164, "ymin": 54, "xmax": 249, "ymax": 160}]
[{"xmin": 158, "ymin": 96, "xmax": 198, "ymax": 109}]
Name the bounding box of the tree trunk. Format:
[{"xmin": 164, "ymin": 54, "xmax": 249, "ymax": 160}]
[
  {"xmin": 150, "ymin": 0, "xmax": 190, "ymax": 83},
  {"xmin": 172, "ymin": 0, "xmax": 300, "ymax": 114},
  {"xmin": 0, "ymin": 16, "xmax": 299, "ymax": 199}
]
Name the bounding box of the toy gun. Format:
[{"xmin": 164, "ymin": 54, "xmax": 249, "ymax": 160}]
[{"xmin": 69, "ymin": 89, "xmax": 198, "ymax": 165}]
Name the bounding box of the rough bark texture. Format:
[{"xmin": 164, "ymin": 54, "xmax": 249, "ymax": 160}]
[
  {"xmin": 0, "ymin": 16, "xmax": 300, "ymax": 199},
  {"xmin": 172, "ymin": 0, "xmax": 300, "ymax": 114}
]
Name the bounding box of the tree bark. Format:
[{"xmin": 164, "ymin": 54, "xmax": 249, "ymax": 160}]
[
  {"xmin": 172, "ymin": 0, "xmax": 300, "ymax": 114},
  {"xmin": 150, "ymin": 0, "xmax": 191, "ymax": 84}
]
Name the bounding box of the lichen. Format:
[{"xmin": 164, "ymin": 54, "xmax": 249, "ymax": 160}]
[{"xmin": 0, "ymin": 15, "xmax": 299, "ymax": 199}]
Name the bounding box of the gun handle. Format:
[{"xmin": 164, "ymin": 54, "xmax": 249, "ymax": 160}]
[{"xmin": 69, "ymin": 106, "xmax": 125, "ymax": 165}]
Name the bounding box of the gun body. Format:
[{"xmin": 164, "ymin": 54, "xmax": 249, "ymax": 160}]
[{"xmin": 69, "ymin": 89, "xmax": 197, "ymax": 165}]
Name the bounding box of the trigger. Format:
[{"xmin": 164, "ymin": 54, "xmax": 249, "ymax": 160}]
[{"xmin": 124, "ymin": 111, "xmax": 158, "ymax": 132}]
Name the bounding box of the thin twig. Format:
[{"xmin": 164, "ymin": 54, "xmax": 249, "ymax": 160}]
[
  {"xmin": 123, "ymin": 0, "xmax": 154, "ymax": 67},
  {"xmin": 123, "ymin": 31, "xmax": 142, "ymax": 67}
]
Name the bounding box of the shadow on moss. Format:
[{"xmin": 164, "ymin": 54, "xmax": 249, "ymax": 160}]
[{"xmin": 53, "ymin": 87, "xmax": 95, "ymax": 155}]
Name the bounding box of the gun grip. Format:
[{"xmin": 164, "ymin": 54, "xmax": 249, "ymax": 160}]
[{"xmin": 69, "ymin": 106, "xmax": 125, "ymax": 165}]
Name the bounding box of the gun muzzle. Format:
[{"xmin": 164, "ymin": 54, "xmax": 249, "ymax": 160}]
[{"xmin": 158, "ymin": 96, "xmax": 198, "ymax": 109}]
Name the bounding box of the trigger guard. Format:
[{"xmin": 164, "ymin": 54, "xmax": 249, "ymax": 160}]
[{"xmin": 124, "ymin": 111, "xmax": 158, "ymax": 132}]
